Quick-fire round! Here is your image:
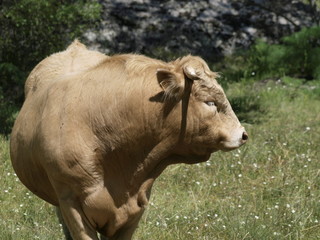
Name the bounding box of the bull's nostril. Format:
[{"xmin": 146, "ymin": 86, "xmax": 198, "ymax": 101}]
[{"xmin": 242, "ymin": 132, "xmax": 248, "ymax": 141}]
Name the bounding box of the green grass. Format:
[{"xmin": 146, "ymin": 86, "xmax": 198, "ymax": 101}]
[{"xmin": 1, "ymin": 79, "xmax": 320, "ymax": 239}]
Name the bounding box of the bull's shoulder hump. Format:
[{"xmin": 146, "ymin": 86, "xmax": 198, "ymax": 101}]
[
  {"xmin": 66, "ymin": 39, "xmax": 87, "ymax": 52},
  {"xmin": 25, "ymin": 40, "xmax": 108, "ymax": 99}
]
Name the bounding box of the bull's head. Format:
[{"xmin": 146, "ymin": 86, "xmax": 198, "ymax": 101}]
[{"xmin": 157, "ymin": 56, "xmax": 248, "ymax": 161}]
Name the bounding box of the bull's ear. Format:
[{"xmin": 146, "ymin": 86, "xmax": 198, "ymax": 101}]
[
  {"xmin": 157, "ymin": 69, "xmax": 183, "ymax": 101},
  {"xmin": 183, "ymin": 66, "xmax": 200, "ymax": 80}
]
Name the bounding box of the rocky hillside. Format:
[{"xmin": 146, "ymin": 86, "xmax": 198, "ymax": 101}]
[{"xmin": 85, "ymin": 0, "xmax": 316, "ymax": 61}]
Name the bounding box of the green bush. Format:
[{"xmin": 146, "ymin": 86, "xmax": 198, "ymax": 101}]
[
  {"xmin": 217, "ymin": 26, "xmax": 320, "ymax": 83},
  {"xmin": 248, "ymin": 26, "xmax": 320, "ymax": 80},
  {"xmin": 243, "ymin": 40, "xmax": 288, "ymax": 80},
  {"xmin": 0, "ymin": 0, "xmax": 101, "ymax": 105}
]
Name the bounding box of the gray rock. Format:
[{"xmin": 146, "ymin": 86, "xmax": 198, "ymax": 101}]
[{"xmin": 84, "ymin": 0, "xmax": 314, "ymax": 61}]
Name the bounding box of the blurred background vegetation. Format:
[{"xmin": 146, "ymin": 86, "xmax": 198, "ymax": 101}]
[{"xmin": 217, "ymin": 26, "xmax": 320, "ymax": 83}]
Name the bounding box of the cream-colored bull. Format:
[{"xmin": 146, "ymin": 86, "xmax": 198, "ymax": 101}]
[{"xmin": 10, "ymin": 41, "xmax": 248, "ymax": 240}]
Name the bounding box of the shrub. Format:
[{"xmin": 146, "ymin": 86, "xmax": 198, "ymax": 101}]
[
  {"xmin": 217, "ymin": 26, "xmax": 320, "ymax": 82},
  {"xmin": 0, "ymin": 0, "xmax": 101, "ymax": 105}
]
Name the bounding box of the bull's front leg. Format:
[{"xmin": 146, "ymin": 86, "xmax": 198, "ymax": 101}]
[
  {"xmin": 107, "ymin": 213, "xmax": 143, "ymax": 240},
  {"xmin": 58, "ymin": 197, "xmax": 99, "ymax": 240},
  {"xmin": 57, "ymin": 206, "xmax": 108, "ymax": 240},
  {"xmin": 56, "ymin": 207, "xmax": 73, "ymax": 240}
]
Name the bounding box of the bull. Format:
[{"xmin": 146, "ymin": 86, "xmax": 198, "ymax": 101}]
[{"xmin": 10, "ymin": 41, "xmax": 248, "ymax": 240}]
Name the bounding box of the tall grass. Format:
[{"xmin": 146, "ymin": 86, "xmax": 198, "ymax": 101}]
[{"xmin": 1, "ymin": 79, "xmax": 319, "ymax": 239}]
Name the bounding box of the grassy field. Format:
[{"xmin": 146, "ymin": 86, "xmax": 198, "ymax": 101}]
[{"xmin": 1, "ymin": 79, "xmax": 319, "ymax": 239}]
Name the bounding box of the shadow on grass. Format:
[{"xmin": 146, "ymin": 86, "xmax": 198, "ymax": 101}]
[
  {"xmin": 229, "ymin": 95, "xmax": 266, "ymax": 124},
  {"xmin": 0, "ymin": 101, "xmax": 18, "ymax": 136}
]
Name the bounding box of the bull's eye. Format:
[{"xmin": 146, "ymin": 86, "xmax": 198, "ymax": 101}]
[{"xmin": 205, "ymin": 101, "xmax": 216, "ymax": 107}]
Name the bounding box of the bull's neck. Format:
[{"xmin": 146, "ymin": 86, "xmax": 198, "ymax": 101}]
[
  {"xmin": 94, "ymin": 89, "xmax": 183, "ymax": 207},
  {"xmin": 100, "ymin": 134, "xmax": 177, "ymax": 209}
]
